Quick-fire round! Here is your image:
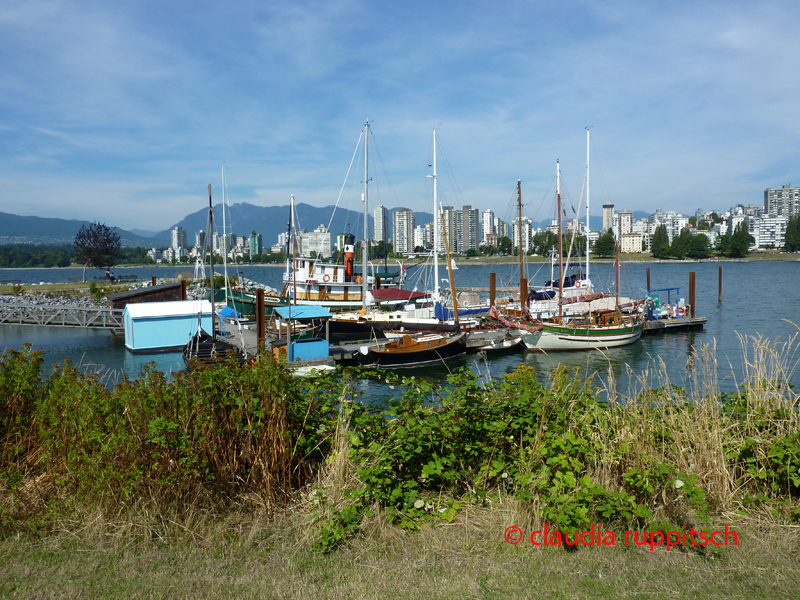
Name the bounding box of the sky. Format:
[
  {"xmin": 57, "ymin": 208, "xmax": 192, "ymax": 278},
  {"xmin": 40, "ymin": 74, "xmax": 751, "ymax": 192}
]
[{"xmin": 2, "ymin": 0, "xmax": 799, "ymax": 232}]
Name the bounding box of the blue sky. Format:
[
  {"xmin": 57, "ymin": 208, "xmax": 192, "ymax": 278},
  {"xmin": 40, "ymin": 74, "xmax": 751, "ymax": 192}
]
[{"xmin": 2, "ymin": 0, "xmax": 799, "ymax": 231}]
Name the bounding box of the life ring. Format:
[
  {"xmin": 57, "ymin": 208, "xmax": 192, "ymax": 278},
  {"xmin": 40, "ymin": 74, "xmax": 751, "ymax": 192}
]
[
  {"xmin": 575, "ymin": 280, "xmax": 582, "ymax": 287},
  {"xmin": 323, "ymin": 274, "xmax": 330, "ymax": 282}
]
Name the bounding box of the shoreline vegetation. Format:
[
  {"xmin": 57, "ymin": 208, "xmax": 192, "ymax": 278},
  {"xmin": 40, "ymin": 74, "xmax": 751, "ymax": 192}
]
[
  {"xmin": 1, "ymin": 332, "xmax": 799, "ymax": 597},
  {"xmin": 0, "ymin": 250, "xmax": 799, "ymax": 272}
]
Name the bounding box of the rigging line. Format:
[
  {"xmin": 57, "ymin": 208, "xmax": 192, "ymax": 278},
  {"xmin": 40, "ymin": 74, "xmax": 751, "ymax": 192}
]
[
  {"xmin": 435, "ymin": 132, "xmax": 466, "ymax": 207},
  {"xmin": 370, "ymin": 131, "xmax": 402, "ymax": 208},
  {"xmin": 327, "ymin": 131, "xmax": 364, "ymax": 232}
]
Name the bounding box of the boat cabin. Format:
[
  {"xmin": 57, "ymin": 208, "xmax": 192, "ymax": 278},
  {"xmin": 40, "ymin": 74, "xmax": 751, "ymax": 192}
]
[{"xmin": 124, "ymin": 300, "xmax": 212, "ymax": 352}]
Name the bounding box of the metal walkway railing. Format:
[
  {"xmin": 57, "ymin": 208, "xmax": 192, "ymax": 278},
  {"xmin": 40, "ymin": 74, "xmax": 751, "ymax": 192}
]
[{"xmin": 0, "ymin": 303, "xmax": 125, "ymax": 329}]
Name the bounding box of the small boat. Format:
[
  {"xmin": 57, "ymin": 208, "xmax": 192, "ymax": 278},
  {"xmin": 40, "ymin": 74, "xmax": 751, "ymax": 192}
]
[
  {"xmin": 356, "ymin": 332, "xmax": 468, "ymax": 367},
  {"xmin": 475, "ymin": 336, "xmax": 523, "ymax": 353},
  {"xmin": 182, "ymin": 328, "xmax": 246, "ymax": 366}
]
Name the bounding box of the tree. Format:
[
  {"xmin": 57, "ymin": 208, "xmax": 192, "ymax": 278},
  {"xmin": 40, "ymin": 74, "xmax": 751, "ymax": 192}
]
[
  {"xmin": 594, "ymin": 230, "xmax": 616, "ymax": 258},
  {"xmin": 785, "ymin": 215, "xmax": 800, "ymax": 252},
  {"xmin": 687, "ymin": 234, "xmax": 711, "ymax": 259},
  {"xmin": 727, "ymin": 222, "xmax": 754, "ymax": 258},
  {"xmin": 670, "ymin": 228, "xmax": 693, "ymax": 260},
  {"xmin": 651, "ymin": 225, "xmax": 670, "ymax": 259},
  {"xmin": 498, "ymin": 236, "xmax": 512, "ymax": 255},
  {"xmin": 74, "ymin": 222, "xmax": 121, "ymax": 282}
]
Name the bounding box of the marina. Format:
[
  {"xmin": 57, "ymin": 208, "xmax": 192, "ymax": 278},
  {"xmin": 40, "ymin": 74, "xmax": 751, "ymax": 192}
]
[{"xmin": 3, "ymin": 260, "xmax": 799, "ymax": 393}]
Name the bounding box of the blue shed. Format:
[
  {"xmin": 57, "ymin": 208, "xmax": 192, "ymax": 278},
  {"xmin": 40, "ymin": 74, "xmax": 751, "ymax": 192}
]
[{"xmin": 124, "ymin": 300, "xmax": 213, "ymax": 352}]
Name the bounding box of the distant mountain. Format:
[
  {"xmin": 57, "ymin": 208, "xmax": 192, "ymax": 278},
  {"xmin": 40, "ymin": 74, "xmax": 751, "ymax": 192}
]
[
  {"xmin": 160, "ymin": 202, "xmax": 434, "ymax": 247},
  {"xmin": 129, "ymin": 228, "xmax": 159, "ymax": 238},
  {"xmin": 0, "ymin": 212, "xmax": 158, "ymax": 247}
]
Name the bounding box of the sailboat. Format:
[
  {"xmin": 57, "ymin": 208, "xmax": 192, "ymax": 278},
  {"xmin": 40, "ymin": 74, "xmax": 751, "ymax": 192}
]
[
  {"xmin": 521, "ymin": 133, "xmax": 643, "ymax": 352},
  {"xmin": 183, "ymin": 184, "xmax": 247, "ymax": 366}
]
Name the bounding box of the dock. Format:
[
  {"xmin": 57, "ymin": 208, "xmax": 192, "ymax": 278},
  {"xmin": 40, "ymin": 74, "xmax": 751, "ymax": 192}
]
[
  {"xmin": 0, "ymin": 302, "xmax": 124, "ymax": 330},
  {"xmin": 643, "ymin": 316, "xmax": 707, "ymax": 334}
]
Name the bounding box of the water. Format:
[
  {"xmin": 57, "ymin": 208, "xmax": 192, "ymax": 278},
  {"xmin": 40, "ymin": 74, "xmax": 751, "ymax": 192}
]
[{"xmin": 2, "ymin": 260, "xmax": 800, "ymax": 395}]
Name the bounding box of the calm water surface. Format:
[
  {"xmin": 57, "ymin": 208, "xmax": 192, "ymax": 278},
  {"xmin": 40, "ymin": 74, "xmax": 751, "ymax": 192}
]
[{"xmin": 2, "ymin": 261, "xmax": 799, "ymax": 397}]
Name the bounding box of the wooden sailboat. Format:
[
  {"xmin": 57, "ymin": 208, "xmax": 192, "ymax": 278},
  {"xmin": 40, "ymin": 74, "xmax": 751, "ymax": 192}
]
[
  {"xmin": 521, "ymin": 137, "xmax": 643, "ymax": 352},
  {"xmin": 183, "ymin": 184, "xmax": 247, "ymax": 366},
  {"xmin": 357, "ymin": 157, "xmax": 468, "ymax": 367}
]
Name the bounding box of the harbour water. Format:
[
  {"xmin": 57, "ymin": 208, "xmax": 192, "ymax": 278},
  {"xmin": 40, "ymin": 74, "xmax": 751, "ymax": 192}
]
[{"xmin": 2, "ymin": 260, "xmax": 799, "ymax": 397}]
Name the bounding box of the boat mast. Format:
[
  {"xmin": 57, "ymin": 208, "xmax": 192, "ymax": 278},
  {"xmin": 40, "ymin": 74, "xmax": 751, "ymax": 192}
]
[
  {"xmin": 207, "ymin": 184, "xmax": 215, "ymax": 340},
  {"xmin": 557, "ymin": 161, "xmax": 563, "ymax": 321},
  {"xmin": 362, "ymin": 120, "xmax": 369, "ymax": 309},
  {"xmin": 441, "ymin": 213, "xmax": 459, "ymax": 323},
  {"xmin": 585, "ymin": 127, "xmax": 590, "ymax": 283},
  {"xmin": 616, "ymin": 211, "xmax": 621, "ymax": 310},
  {"xmin": 291, "ymin": 194, "xmax": 297, "ymax": 306},
  {"xmin": 221, "ymin": 165, "xmax": 229, "ymax": 306},
  {"xmin": 517, "ymin": 179, "xmax": 523, "ymax": 303},
  {"xmin": 432, "ymin": 128, "xmax": 440, "ymax": 303}
]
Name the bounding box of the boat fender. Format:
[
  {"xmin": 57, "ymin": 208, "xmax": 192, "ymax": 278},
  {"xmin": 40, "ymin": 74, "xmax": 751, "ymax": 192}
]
[{"xmin": 360, "ymin": 346, "xmax": 370, "ymax": 355}]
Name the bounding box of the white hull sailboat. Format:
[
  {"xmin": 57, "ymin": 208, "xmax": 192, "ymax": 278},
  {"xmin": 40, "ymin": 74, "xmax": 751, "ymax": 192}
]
[{"xmin": 522, "ymin": 133, "xmax": 642, "ymax": 352}]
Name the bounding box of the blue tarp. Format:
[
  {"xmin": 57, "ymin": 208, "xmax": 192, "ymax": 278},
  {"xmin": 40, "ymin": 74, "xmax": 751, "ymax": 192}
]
[
  {"xmin": 273, "ymin": 305, "xmax": 332, "ymax": 320},
  {"xmin": 219, "ymin": 306, "xmax": 243, "ymax": 318}
]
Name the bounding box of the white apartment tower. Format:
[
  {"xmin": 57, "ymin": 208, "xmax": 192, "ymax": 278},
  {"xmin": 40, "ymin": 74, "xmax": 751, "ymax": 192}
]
[
  {"xmin": 171, "ymin": 227, "xmax": 187, "ymax": 251},
  {"xmin": 481, "ymin": 210, "xmax": 495, "ymax": 244},
  {"xmin": 393, "ymin": 208, "xmax": 415, "ymax": 254},
  {"xmin": 373, "ymin": 205, "xmax": 388, "ymax": 242},
  {"xmin": 602, "ymin": 204, "xmax": 614, "ymax": 232},
  {"xmin": 764, "ymin": 184, "xmax": 800, "ymax": 218}
]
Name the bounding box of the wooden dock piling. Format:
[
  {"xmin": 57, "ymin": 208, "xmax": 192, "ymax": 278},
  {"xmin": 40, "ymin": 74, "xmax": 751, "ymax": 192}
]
[
  {"xmin": 256, "ymin": 289, "xmax": 266, "ymax": 351},
  {"xmin": 489, "ymin": 273, "xmax": 496, "ymax": 307},
  {"xmin": 718, "ymin": 265, "xmax": 722, "ymax": 303},
  {"xmin": 689, "ymin": 271, "xmax": 696, "ymax": 318},
  {"xmin": 180, "ymin": 280, "xmax": 187, "ymax": 301},
  {"xmin": 646, "ymin": 267, "xmax": 651, "ymax": 292}
]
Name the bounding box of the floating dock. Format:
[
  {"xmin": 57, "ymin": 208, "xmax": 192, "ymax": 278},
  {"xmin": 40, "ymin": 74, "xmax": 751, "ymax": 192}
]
[{"xmin": 643, "ymin": 316, "xmax": 707, "ymax": 334}]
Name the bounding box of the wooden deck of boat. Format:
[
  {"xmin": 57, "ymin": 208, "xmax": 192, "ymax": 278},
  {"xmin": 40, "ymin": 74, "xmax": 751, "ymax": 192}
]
[{"xmin": 643, "ymin": 316, "xmax": 707, "ymax": 334}]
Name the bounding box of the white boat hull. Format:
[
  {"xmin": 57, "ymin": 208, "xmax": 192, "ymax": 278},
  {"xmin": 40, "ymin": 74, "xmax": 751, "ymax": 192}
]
[{"xmin": 521, "ymin": 321, "xmax": 642, "ymax": 352}]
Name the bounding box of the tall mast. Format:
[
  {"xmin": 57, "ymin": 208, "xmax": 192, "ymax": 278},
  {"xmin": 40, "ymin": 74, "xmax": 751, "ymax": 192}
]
[
  {"xmin": 432, "ymin": 128, "xmax": 440, "ymax": 303},
  {"xmin": 362, "ymin": 120, "xmax": 369, "ymax": 309},
  {"xmin": 585, "ymin": 128, "xmax": 590, "ymax": 282},
  {"xmin": 441, "ymin": 213, "xmax": 458, "ymax": 323},
  {"xmin": 557, "ymin": 160, "xmax": 563, "ymax": 321},
  {"xmin": 291, "ymin": 194, "xmax": 297, "ymax": 306},
  {"xmin": 517, "ymin": 179, "xmax": 523, "ymax": 293},
  {"xmin": 207, "ymin": 184, "xmax": 215, "ymax": 340},
  {"xmin": 616, "ymin": 211, "xmax": 621, "ymax": 309},
  {"xmin": 221, "ymin": 165, "xmax": 229, "ymax": 305}
]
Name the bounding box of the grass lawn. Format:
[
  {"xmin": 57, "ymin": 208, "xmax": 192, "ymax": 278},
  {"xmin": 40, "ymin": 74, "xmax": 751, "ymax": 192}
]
[{"xmin": 1, "ymin": 507, "xmax": 798, "ymax": 599}]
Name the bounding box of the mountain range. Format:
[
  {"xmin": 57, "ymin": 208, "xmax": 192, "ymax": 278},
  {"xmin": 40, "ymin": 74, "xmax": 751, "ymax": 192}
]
[{"xmin": 1, "ymin": 206, "xmax": 649, "ymax": 247}]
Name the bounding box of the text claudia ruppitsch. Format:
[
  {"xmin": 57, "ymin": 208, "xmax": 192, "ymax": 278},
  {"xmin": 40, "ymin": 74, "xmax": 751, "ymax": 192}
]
[{"xmin": 503, "ymin": 524, "xmax": 738, "ymax": 552}]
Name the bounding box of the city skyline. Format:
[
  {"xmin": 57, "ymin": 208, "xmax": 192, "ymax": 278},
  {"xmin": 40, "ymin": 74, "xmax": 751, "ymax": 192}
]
[{"xmin": 2, "ymin": 2, "xmax": 799, "ymax": 230}]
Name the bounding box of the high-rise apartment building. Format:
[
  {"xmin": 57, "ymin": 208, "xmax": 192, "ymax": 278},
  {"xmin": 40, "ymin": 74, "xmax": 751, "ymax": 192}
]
[
  {"xmin": 764, "ymin": 184, "xmax": 800, "ymax": 218},
  {"xmin": 461, "ymin": 206, "xmax": 479, "ymax": 252},
  {"xmin": 171, "ymin": 227, "xmax": 187, "ymax": 251},
  {"xmin": 374, "ymin": 205, "xmax": 388, "ymax": 242},
  {"xmin": 194, "ymin": 230, "xmax": 205, "ymax": 251},
  {"xmin": 618, "ymin": 209, "xmax": 633, "ymax": 235},
  {"xmin": 602, "ymin": 203, "xmax": 614, "ymax": 232},
  {"xmin": 249, "ymin": 232, "xmax": 262, "ymax": 257},
  {"xmin": 393, "ymin": 208, "xmax": 415, "ymax": 254},
  {"xmin": 439, "ymin": 206, "xmax": 458, "ymax": 252},
  {"xmin": 512, "ymin": 216, "xmax": 533, "ymax": 254},
  {"xmin": 481, "ymin": 210, "xmax": 495, "ymax": 244}
]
